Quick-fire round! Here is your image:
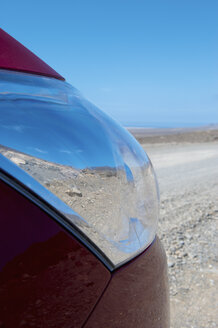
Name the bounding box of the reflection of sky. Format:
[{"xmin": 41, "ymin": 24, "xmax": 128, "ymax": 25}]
[
  {"xmin": 0, "ymin": 72, "xmax": 150, "ymax": 171},
  {"xmin": 1, "ymin": 98, "xmax": 149, "ymax": 172},
  {"xmin": 0, "ymin": 99, "xmax": 117, "ymax": 168}
]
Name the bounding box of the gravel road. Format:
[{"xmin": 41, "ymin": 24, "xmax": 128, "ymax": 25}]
[{"xmin": 142, "ymin": 141, "xmax": 218, "ymax": 328}]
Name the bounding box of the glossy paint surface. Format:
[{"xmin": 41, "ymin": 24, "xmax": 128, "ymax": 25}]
[
  {"xmin": 85, "ymin": 237, "xmax": 170, "ymax": 328},
  {"xmin": 0, "ymin": 179, "xmax": 110, "ymax": 327},
  {"xmin": 0, "ymin": 29, "xmax": 64, "ymax": 80}
]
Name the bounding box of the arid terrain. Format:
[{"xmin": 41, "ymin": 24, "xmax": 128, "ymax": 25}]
[{"xmin": 130, "ymin": 126, "xmax": 218, "ymax": 328}]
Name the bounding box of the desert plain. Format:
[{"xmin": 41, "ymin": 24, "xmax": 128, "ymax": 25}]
[{"xmin": 130, "ymin": 126, "xmax": 218, "ymax": 328}]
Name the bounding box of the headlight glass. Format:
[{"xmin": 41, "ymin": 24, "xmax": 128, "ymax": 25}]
[{"xmin": 0, "ymin": 70, "xmax": 159, "ymax": 268}]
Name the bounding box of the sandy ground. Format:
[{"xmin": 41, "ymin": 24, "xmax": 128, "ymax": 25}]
[{"xmin": 131, "ymin": 128, "xmax": 218, "ymax": 328}]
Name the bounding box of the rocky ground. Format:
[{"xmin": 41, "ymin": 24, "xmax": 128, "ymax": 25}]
[{"xmin": 134, "ymin": 128, "xmax": 218, "ymax": 328}]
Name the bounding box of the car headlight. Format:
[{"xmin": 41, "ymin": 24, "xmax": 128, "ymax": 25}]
[{"xmin": 0, "ymin": 70, "xmax": 159, "ymax": 269}]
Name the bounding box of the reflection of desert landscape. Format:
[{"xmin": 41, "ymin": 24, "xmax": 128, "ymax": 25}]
[
  {"xmin": 130, "ymin": 126, "xmax": 218, "ymax": 328},
  {"xmin": 0, "ymin": 144, "xmax": 157, "ymax": 266}
]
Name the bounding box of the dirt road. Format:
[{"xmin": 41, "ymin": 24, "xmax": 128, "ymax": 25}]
[{"xmin": 142, "ymin": 141, "xmax": 218, "ymax": 328}]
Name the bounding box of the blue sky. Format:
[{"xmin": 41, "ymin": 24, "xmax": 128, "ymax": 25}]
[{"xmin": 1, "ymin": 0, "xmax": 218, "ymax": 127}]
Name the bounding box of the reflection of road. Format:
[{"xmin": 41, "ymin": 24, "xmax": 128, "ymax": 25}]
[{"xmin": 143, "ymin": 142, "xmax": 218, "ymax": 328}]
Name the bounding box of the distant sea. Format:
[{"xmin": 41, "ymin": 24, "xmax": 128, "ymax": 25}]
[{"xmin": 123, "ymin": 122, "xmax": 217, "ymax": 129}]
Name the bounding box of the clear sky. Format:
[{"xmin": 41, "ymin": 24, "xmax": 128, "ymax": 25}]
[{"xmin": 1, "ymin": 0, "xmax": 218, "ymax": 127}]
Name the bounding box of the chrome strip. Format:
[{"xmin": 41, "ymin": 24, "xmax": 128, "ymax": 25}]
[{"xmin": 0, "ymin": 155, "xmax": 114, "ymax": 271}]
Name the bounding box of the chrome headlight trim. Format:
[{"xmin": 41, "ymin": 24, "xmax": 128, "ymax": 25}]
[{"xmin": 0, "ymin": 70, "xmax": 159, "ymax": 268}]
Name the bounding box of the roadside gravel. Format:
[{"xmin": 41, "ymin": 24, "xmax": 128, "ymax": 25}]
[{"xmin": 141, "ymin": 141, "xmax": 218, "ymax": 328}]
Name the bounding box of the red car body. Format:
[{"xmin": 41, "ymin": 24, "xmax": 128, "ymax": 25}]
[{"xmin": 0, "ymin": 29, "xmax": 169, "ymax": 327}]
